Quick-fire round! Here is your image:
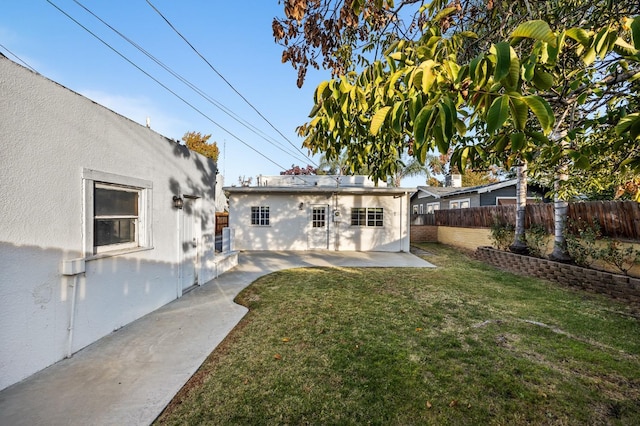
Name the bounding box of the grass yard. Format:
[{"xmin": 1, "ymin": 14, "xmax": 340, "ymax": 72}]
[{"xmin": 155, "ymin": 243, "xmax": 640, "ymax": 425}]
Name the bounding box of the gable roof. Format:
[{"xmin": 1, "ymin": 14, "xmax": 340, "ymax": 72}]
[{"xmin": 413, "ymin": 179, "xmax": 518, "ymax": 200}]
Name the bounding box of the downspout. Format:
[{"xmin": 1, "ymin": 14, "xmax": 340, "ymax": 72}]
[
  {"xmin": 67, "ymin": 275, "xmax": 79, "ymax": 358},
  {"xmin": 399, "ymin": 193, "xmax": 404, "ymax": 252},
  {"xmin": 62, "ymin": 258, "xmax": 85, "ymax": 358}
]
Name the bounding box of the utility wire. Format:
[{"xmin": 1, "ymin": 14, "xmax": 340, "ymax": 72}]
[
  {"xmin": 145, "ymin": 0, "xmax": 319, "ymax": 168},
  {"xmin": 45, "ymin": 0, "xmax": 289, "ymax": 171},
  {"xmin": 71, "ymin": 0, "xmax": 312, "ymax": 166},
  {"xmin": 0, "ymin": 43, "xmax": 39, "ymax": 74}
]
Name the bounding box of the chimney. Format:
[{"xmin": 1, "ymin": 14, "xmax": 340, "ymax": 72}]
[{"xmin": 446, "ymin": 174, "xmax": 462, "ymax": 187}]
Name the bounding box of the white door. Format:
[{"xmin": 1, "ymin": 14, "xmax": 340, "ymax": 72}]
[
  {"xmin": 181, "ymin": 198, "xmax": 199, "ymax": 291},
  {"xmin": 308, "ymin": 205, "xmax": 329, "ymax": 249}
]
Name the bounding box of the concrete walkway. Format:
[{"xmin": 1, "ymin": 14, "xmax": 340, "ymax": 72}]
[{"xmin": 0, "ymin": 251, "xmax": 434, "ymax": 426}]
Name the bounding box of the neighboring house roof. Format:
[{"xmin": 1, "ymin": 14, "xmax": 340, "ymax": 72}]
[
  {"xmin": 412, "ymin": 179, "xmax": 519, "ymax": 200},
  {"xmin": 224, "ymin": 186, "xmax": 413, "ymax": 196}
]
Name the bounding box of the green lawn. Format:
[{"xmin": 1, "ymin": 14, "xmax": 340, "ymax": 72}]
[{"xmin": 155, "ymin": 243, "xmax": 640, "ymax": 425}]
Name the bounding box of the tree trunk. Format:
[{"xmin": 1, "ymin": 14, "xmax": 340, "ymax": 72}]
[
  {"xmin": 550, "ymin": 169, "xmax": 572, "ymax": 262},
  {"xmin": 509, "ymin": 162, "xmax": 529, "ymax": 254}
]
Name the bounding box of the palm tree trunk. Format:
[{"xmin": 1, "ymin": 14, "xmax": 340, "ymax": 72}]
[{"xmin": 509, "ymin": 162, "xmax": 528, "ymax": 254}]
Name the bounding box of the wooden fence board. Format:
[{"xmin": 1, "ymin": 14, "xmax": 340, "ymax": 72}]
[{"xmin": 415, "ymin": 201, "xmax": 639, "ymax": 240}]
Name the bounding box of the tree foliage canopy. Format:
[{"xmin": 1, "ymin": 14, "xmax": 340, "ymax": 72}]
[
  {"xmin": 281, "ymin": 1, "xmax": 640, "ymax": 199},
  {"xmin": 182, "ymin": 131, "xmax": 220, "ymax": 162}
]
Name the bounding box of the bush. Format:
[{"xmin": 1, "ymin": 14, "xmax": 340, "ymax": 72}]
[
  {"xmin": 490, "ymin": 219, "xmax": 514, "ymax": 251},
  {"xmin": 598, "ymin": 240, "xmax": 640, "ymax": 276},
  {"xmin": 525, "ymin": 224, "xmax": 548, "ymax": 258},
  {"xmin": 565, "ymin": 219, "xmax": 601, "ymax": 267}
]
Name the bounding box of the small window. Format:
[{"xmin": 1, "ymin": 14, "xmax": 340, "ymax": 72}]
[
  {"xmin": 312, "ymin": 207, "xmax": 326, "ymax": 228},
  {"xmin": 426, "ymin": 202, "xmax": 440, "ymax": 214},
  {"xmin": 351, "ymin": 207, "xmax": 383, "ymax": 227},
  {"xmin": 251, "ymin": 206, "xmax": 270, "ymax": 226},
  {"xmin": 449, "ymin": 199, "xmax": 470, "ymax": 209},
  {"xmin": 94, "ymin": 183, "xmax": 140, "ymax": 251},
  {"xmin": 419, "ymin": 204, "xmax": 424, "ymax": 214},
  {"xmin": 412, "ymin": 205, "xmax": 418, "ymax": 214},
  {"xmin": 351, "ymin": 207, "xmax": 366, "ymax": 226},
  {"xmin": 367, "ymin": 208, "xmax": 384, "ymax": 227}
]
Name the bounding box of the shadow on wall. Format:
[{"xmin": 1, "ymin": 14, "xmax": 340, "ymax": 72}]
[
  {"xmin": 167, "ymin": 137, "xmax": 218, "ymax": 232},
  {"xmin": 0, "ymin": 240, "xmax": 197, "ymax": 391}
]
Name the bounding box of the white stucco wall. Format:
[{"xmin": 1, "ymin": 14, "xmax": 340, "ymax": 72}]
[
  {"xmin": 227, "ymin": 192, "xmax": 410, "ymax": 252},
  {"xmin": 0, "ymin": 57, "xmax": 220, "ymax": 390}
]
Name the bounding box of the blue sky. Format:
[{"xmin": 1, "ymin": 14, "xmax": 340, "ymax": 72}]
[{"xmin": 1, "ymin": 1, "xmax": 425, "ymax": 187}]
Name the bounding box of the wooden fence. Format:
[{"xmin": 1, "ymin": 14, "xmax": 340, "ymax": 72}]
[
  {"xmin": 215, "ymin": 212, "xmax": 229, "ymax": 235},
  {"xmin": 412, "ymin": 201, "xmax": 640, "ymax": 240}
]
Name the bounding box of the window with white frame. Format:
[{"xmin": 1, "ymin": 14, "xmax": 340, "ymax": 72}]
[
  {"xmin": 251, "ymin": 206, "xmax": 270, "ymax": 226},
  {"xmin": 449, "ymin": 199, "xmax": 470, "ymax": 209},
  {"xmin": 351, "ymin": 207, "xmax": 383, "ymax": 227},
  {"xmin": 367, "ymin": 207, "xmax": 384, "ymax": 226},
  {"xmin": 82, "ymin": 169, "xmax": 152, "ymax": 256},
  {"xmin": 312, "ymin": 207, "xmax": 326, "ymax": 228},
  {"xmin": 426, "ymin": 202, "xmax": 440, "ymax": 213},
  {"xmin": 412, "ymin": 205, "xmax": 418, "ymax": 214},
  {"xmin": 419, "ymin": 204, "xmax": 424, "ymax": 214},
  {"xmin": 94, "ymin": 183, "xmax": 140, "ymax": 251}
]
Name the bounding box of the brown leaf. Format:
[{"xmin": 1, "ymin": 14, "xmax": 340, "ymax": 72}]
[
  {"xmin": 274, "ymin": 353, "xmax": 282, "ymax": 360},
  {"xmin": 449, "ymin": 399, "xmax": 458, "ymax": 407},
  {"xmin": 282, "ymin": 337, "xmax": 290, "ymax": 342},
  {"xmin": 426, "ymin": 401, "xmax": 432, "ymax": 409}
]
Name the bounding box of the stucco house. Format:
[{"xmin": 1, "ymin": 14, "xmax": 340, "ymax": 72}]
[
  {"xmin": 410, "ymin": 178, "xmax": 547, "ymax": 214},
  {"xmin": 225, "ymin": 175, "xmax": 412, "ymax": 252},
  {"xmin": 0, "ymin": 55, "xmax": 237, "ymax": 391}
]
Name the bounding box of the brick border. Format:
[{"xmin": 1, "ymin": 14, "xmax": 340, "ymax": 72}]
[{"xmin": 475, "ymin": 246, "xmax": 640, "ymax": 309}]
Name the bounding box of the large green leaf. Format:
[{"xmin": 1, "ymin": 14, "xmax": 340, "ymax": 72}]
[
  {"xmin": 421, "ymin": 60, "xmax": 437, "ymax": 93},
  {"xmin": 391, "ymin": 102, "xmax": 404, "ymax": 134},
  {"xmin": 370, "ymin": 106, "xmax": 391, "ymax": 136},
  {"xmin": 413, "ymin": 106, "xmax": 434, "ymax": 146},
  {"xmin": 486, "ymin": 95, "xmax": 510, "ymax": 134},
  {"xmin": 630, "ymin": 16, "xmax": 640, "ymax": 50},
  {"xmin": 615, "ymin": 113, "xmax": 640, "ymax": 139},
  {"xmin": 566, "ymin": 28, "xmax": 591, "ymax": 46},
  {"xmin": 510, "ymin": 132, "xmax": 526, "ymax": 152},
  {"xmin": 315, "ymin": 81, "xmax": 330, "ymax": 103},
  {"xmin": 511, "ymin": 20, "xmax": 556, "ymax": 46},
  {"xmin": 532, "ymin": 69, "xmax": 554, "ymax": 91},
  {"xmin": 508, "ymin": 95, "xmax": 528, "ymax": 131},
  {"xmin": 493, "ymin": 42, "xmax": 512, "ymax": 82},
  {"xmin": 522, "ymin": 95, "xmax": 554, "ymax": 134}
]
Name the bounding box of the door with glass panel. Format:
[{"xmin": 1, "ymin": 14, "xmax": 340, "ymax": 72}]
[{"xmin": 308, "ymin": 205, "xmax": 329, "ymax": 249}]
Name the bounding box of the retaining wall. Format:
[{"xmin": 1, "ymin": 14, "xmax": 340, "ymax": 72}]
[{"xmin": 476, "ymin": 246, "xmax": 640, "ymax": 309}]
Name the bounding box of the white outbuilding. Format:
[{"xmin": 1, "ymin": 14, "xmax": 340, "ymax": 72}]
[
  {"xmin": 225, "ymin": 175, "xmax": 412, "ymax": 252},
  {"xmin": 0, "ymin": 55, "xmax": 237, "ymax": 391}
]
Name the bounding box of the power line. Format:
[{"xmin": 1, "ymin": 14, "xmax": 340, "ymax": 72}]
[
  {"xmin": 0, "ymin": 43, "xmax": 39, "ymax": 74},
  {"xmin": 71, "ymin": 0, "xmax": 313, "ymax": 166},
  {"xmin": 145, "ymin": 0, "xmax": 319, "ymax": 168},
  {"xmin": 45, "ymin": 0, "xmax": 289, "ymax": 172}
]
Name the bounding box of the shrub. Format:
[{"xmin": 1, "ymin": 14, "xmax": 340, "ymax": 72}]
[
  {"xmin": 490, "ymin": 219, "xmax": 514, "ymax": 251},
  {"xmin": 565, "ymin": 219, "xmax": 601, "ymax": 267},
  {"xmin": 525, "ymin": 224, "xmax": 548, "ymax": 258},
  {"xmin": 598, "ymin": 240, "xmax": 640, "ymax": 276}
]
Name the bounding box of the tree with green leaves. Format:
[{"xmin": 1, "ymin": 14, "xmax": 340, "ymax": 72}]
[
  {"xmin": 182, "ymin": 131, "xmax": 219, "ymax": 162},
  {"xmin": 283, "ymin": 1, "xmax": 639, "ymax": 260}
]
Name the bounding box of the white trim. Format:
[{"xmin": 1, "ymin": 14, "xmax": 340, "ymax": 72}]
[
  {"xmin": 426, "ymin": 202, "xmax": 440, "ymax": 213},
  {"xmin": 82, "ymin": 169, "xmax": 153, "ymax": 257},
  {"xmin": 495, "ymin": 196, "xmax": 538, "ymax": 205}
]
